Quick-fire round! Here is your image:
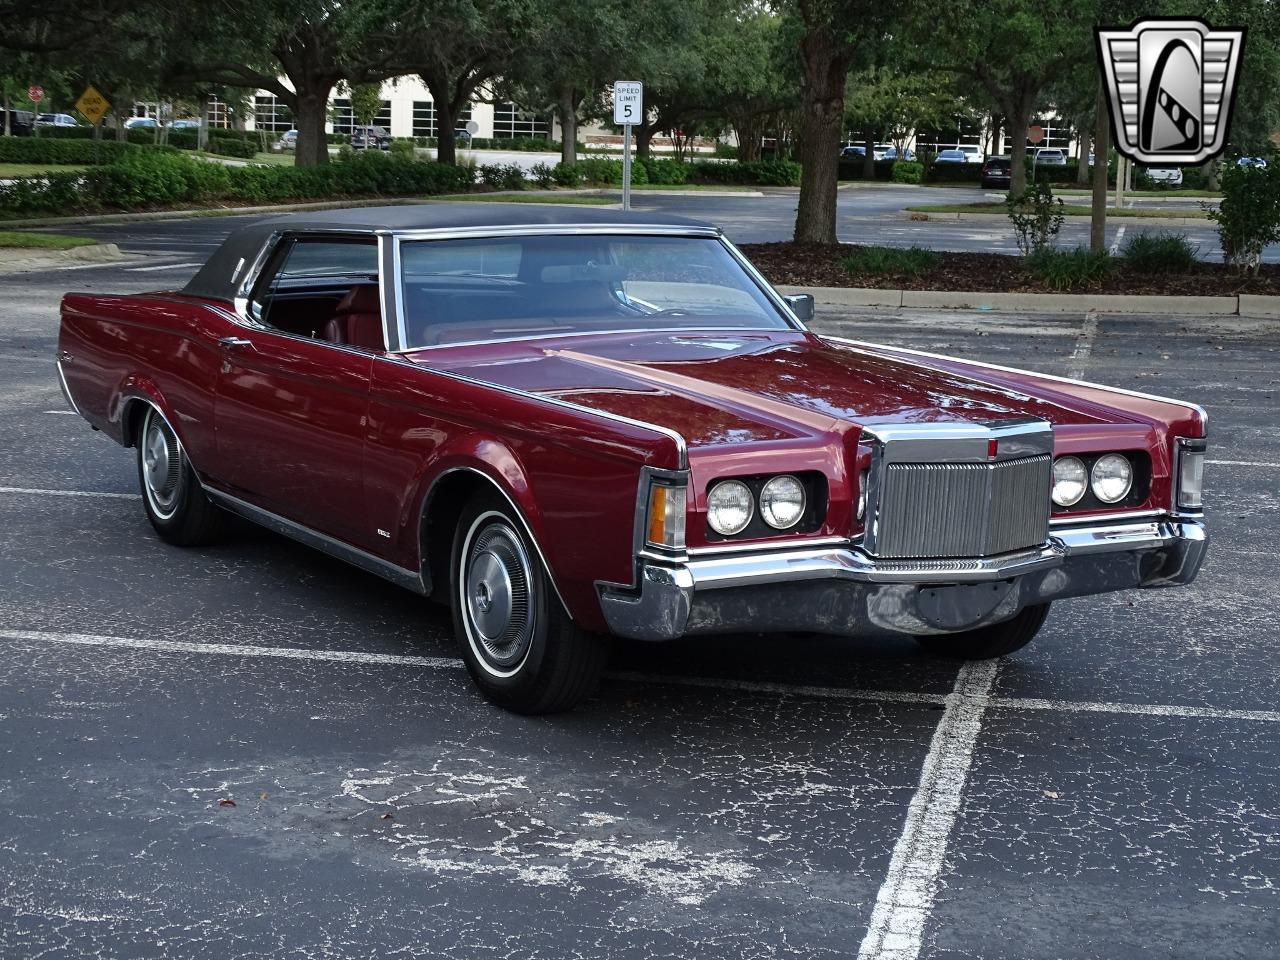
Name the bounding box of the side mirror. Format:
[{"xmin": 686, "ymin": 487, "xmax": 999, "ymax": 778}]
[{"xmin": 782, "ymin": 293, "xmax": 815, "ymax": 322}]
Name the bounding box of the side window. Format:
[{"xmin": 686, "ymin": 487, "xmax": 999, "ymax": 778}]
[{"xmin": 246, "ymin": 237, "xmax": 383, "ymax": 349}]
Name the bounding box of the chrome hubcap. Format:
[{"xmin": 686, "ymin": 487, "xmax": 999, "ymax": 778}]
[
  {"xmin": 463, "ymin": 521, "xmax": 534, "ymax": 672},
  {"xmin": 142, "ymin": 412, "xmax": 181, "ymax": 515}
]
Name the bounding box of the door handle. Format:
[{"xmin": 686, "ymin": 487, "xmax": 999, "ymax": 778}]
[{"xmin": 218, "ymin": 336, "xmax": 253, "ymax": 349}]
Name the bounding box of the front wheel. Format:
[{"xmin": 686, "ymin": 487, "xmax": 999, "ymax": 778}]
[
  {"xmin": 914, "ymin": 603, "xmax": 1051, "ymax": 659},
  {"xmin": 136, "ymin": 405, "xmax": 224, "ymax": 546},
  {"xmin": 450, "ymin": 493, "xmax": 607, "ymax": 714}
]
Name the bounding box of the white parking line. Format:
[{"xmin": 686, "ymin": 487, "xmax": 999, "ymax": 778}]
[
  {"xmin": 857, "ymin": 661, "xmax": 998, "ymax": 960},
  {"xmin": 1108, "ymin": 225, "xmax": 1127, "ymax": 256},
  {"xmin": 43, "ymin": 410, "xmax": 77, "ymax": 415},
  {"xmin": 1206, "ymin": 459, "xmax": 1280, "ymax": 468},
  {"xmin": 0, "ymin": 487, "xmax": 139, "ymax": 499},
  {"xmin": 1067, "ymin": 311, "xmax": 1099, "ymax": 380},
  {"xmin": 124, "ymin": 261, "xmax": 203, "ymax": 273},
  {"xmin": 996, "ymin": 695, "xmax": 1280, "ymax": 724}
]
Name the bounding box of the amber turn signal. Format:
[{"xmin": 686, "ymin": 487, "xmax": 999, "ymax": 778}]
[{"xmin": 646, "ymin": 483, "xmax": 686, "ymax": 549}]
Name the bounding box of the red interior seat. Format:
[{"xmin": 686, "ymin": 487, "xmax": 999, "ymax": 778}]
[{"xmin": 321, "ymin": 286, "xmax": 385, "ymax": 350}]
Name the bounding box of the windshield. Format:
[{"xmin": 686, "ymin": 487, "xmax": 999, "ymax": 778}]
[{"xmin": 398, "ymin": 234, "xmax": 792, "ymax": 348}]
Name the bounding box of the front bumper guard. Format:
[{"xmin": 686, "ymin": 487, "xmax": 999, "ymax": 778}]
[{"xmin": 598, "ymin": 518, "xmax": 1207, "ymax": 641}]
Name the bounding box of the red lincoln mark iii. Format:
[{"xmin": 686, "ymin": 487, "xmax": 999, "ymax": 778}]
[{"xmin": 57, "ymin": 206, "xmax": 1208, "ymax": 713}]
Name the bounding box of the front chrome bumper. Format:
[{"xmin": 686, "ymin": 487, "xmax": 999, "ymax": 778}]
[{"xmin": 598, "ymin": 518, "xmax": 1207, "ymax": 641}]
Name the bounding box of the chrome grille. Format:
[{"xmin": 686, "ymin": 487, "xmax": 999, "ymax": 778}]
[{"xmin": 875, "ymin": 455, "xmax": 1051, "ymax": 558}]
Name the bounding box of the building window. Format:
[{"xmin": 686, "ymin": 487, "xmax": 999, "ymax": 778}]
[
  {"xmin": 411, "ymin": 101, "xmax": 474, "ymax": 138},
  {"xmin": 253, "ymin": 95, "xmax": 292, "ymax": 133},
  {"xmin": 207, "ymin": 97, "xmax": 231, "ymax": 129},
  {"xmin": 332, "ymin": 97, "xmax": 392, "ymax": 135},
  {"xmin": 492, "ymin": 102, "xmax": 549, "ymax": 139},
  {"xmin": 914, "ymin": 117, "xmax": 985, "ymax": 155},
  {"xmin": 1026, "ymin": 118, "xmax": 1073, "ymax": 151}
]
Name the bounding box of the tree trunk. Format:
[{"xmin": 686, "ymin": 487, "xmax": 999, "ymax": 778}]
[
  {"xmin": 636, "ymin": 123, "xmax": 655, "ymax": 159},
  {"xmin": 1007, "ymin": 96, "xmax": 1034, "ymax": 195},
  {"xmin": 1202, "ymin": 158, "xmax": 1220, "ymax": 190},
  {"xmin": 293, "ymin": 88, "xmax": 332, "ymax": 167},
  {"xmin": 1090, "ymin": 81, "xmax": 1110, "ymax": 253},
  {"xmin": 732, "ymin": 114, "xmax": 761, "ymax": 161},
  {"xmin": 2, "ymin": 91, "xmax": 9, "ymax": 136},
  {"xmin": 862, "ymin": 130, "xmax": 875, "ymax": 178},
  {"xmin": 793, "ymin": 29, "xmax": 850, "ymax": 244},
  {"xmin": 435, "ymin": 98, "xmax": 457, "ymax": 165},
  {"xmin": 1076, "ymin": 127, "xmax": 1090, "ymax": 183},
  {"xmin": 558, "ymin": 86, "xmax": 578, "ymax": 165}
]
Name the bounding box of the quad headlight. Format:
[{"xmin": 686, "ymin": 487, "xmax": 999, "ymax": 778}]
[
  {"xmin": 706, "ymin": 479, "xmax": 754, "ymax": 535},
  {"xmin": 760, "ymin": 475, "xmax": 806, "ymax": 529},
  {"xmin": 1051, "ymin": 456, "xmax": 1087, "ymax": 507},
  {"xmin": 1090, "ymin": 453, "xmax": 1133, "ymax": 503}
]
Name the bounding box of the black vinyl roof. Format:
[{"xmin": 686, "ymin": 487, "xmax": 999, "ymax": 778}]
[{"xmin": 182, "ymin": 202, "xmax": 716, "ymax": 302}]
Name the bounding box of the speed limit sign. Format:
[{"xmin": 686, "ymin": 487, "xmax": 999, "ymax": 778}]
[{"xmin": 613, "ymin": 81, "xmax": 643, "ymax": 125}]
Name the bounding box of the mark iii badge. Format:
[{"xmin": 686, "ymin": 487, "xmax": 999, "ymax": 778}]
[{"xmin": 1096, "ymin": 18, "xmax": 1246, "ymax": 165}]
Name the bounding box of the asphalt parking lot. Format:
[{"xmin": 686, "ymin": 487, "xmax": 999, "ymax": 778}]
[
  {"xmin": 2, "ymin": 241, "xmax": 1279, "ymax": 958},
  {"xmin": 17, "ymin": 183, "xmax": 1278, "ymax": 262}
]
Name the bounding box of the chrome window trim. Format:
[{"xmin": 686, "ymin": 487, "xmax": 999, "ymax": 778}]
[
  {"xmin": 377, "ymin": 232, "xmax": 401, "ymax": 352},
  {"xmin": 393, "ymin": 224, "xmax": 722, "ymax": 242},
  {"xmin": 387, "ymin": 325, "xmax": 789, "ymax": 355},
  {"xmin": 718, "ymin": 236, "xmax": 806, "ymax": 331},
  {"xmin": 821, "ymin": 334, "xmax": 1210, "ymax": 434}
]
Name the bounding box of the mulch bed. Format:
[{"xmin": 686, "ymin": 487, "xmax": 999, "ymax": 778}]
[{"xmin": 738, "ymin": 242, "xmax": 1280, "ymax": 296}]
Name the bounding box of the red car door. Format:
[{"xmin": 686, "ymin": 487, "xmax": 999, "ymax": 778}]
[{"xmin": 212, "ymin": 236, "xmax": 380, "ymax": 550}]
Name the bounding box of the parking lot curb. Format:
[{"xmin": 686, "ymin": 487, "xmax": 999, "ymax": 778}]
[
  {"xmin": 784, "ymin": 284, "xmax": 1263, "ymax": 316},
  {"xmin": 0, "ymin": 242, "xmax": 126, "ymax": 273},
  {"xmin": 0, "ymin": 197, "xmax": 449, "ymax": 229},
  {"xmin": 903, "ymin": 210, "xmax": 1209, "ymax": 227}
]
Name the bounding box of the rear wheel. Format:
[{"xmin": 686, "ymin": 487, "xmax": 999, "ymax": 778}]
[
  {"xmin": 136, "ymin": 405, "xmax": 224, "ymax": 546},
  {"xmin": 450, "ymin": 493, "xmax": 607, "ymax": 714},
  {"xmin": 914, "ymin": 603, "xmax": 1051, "ymax": 660}
]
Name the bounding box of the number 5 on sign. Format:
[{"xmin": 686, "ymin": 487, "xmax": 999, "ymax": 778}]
[{"xmin": 613, "ymin": 81, "xmax": 643, "ymax": 125}]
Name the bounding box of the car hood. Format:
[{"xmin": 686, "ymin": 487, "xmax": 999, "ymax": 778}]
[{"xmin": 406, "ymin": 329, "xmax": 1113, "ymax": 449}]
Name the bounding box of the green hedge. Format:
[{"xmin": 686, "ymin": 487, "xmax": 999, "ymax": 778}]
[
  {"xmin": 0, "ymin": 137, "xmax": 135, "ymax": 165},
  {"xmin": 689, "ymin": 159, "xmax": 801, "ymax": 186},
  {"xmin": 638, "ymin": 157, "xmax": 688, "ymax": 184},
  {"xmin": 0, "ymin": 149, "xmax": 475, "ymax": 216}
]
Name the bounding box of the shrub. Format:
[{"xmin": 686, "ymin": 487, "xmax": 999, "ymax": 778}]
[
  {"xmin": 207, "ymin": 138, "xmax": 257, "ymax": 159},
  {"xmin": 1180, "ymin": 166, "xmax": 1211, "ymax": 190},
  {"xmin": 529, "ymin": 162, "xmax": 556, "ymax": 189},
  {"xmin": 388, "ymin": 139, "xmax": 416, "ymax": 162},
  {"xmin": 638, "ymin": 158, "xmax": 688, "ymax": 185},
  {"xmin": 1006, "ymin": 181, "xmax": 1065, "ymax": 255},
  {"xmin": 1120, "ymin": 231, "xmax": 1200, "ymax": 274},
  {"xmin": 1206, "ymin": 156, "xmax": 1280, "ymax": 273},
  {"xmin": 0, "ymin": 137, "xmax": 134, "ymax": 165},
  {"xmin": 336, "ymin": 143, "xmax": 356, "ymax": 163},
  {"xmin": 842, "ymin": 245, "xmax": 939, "ymax": 278},
  {"xmin": 478, "ymin": 162, "xmax": 526, "ymax": 190},
  {"xmin": 891, "ymin": 161, "xmax": 924, "ymax": 185},
  {"xmin": 0, "ymin": 149, "xmax": 476, "ymax": 216},
  {"xmin": 925, "ymin": 162, "xmax": 982, "ymax": 184},
  {"xmin": 552, "ymin": 162, "xmax": 582, "ymax": 187},
  {"xmin": 688, "ymin": 158, "xmax": 800, "ymax": 186},
  {"xmin": 1026, "ymin": 247, "xmax": 1112, "ymax": 291}
]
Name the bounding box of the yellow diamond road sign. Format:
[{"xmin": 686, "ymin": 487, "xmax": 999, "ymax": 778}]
[{"xmin": 75, "ymin": 86, "xmax": 110, "ymax": 125}]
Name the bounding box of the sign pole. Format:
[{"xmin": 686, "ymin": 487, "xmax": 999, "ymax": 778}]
[{"xmin": 622, "ymin": 123, "xmax": 632, "ymax": 211}]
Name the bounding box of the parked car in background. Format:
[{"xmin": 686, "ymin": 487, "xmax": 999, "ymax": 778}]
[
  {"xmin": 2, "ymin": 110, "xmax": 36, "ymax": 135},
  {"xmin": 56, "ymin": 205, "xmax": 1210, "ymax": 713},
  {"xmin": 980, "ymin": 157, "xmax": 1013, "ymax": 188},
  {"xmin": 1237, "ymin": 156, "xmax": 1268, "ymax": 169},
  {"xmin": 960, "ymin": 145, "xmax": 984, "ymax": 163},
  {"xmin": 1142, "ymin": 166, "xmax": 1184, "ymax": 187},
  {"xmin": 455, "ymin": 128, "xmax": 473, "ymax": 144},
  {"xmin": 275, "ymin": 129, "xmax": 298, "ymax": 151},
  {"xmin": 883, "ymin": 146, "xmax": 915, "ymax": 161},
  {"xmin": 37, "ymin": 113, "xmax": 80, "ymax": 127},
  {"xmin": 350, "ymin": 125, "xmax": 391, "ymax": 150},
  {"xmin": 840, "ymin": 145, "xmax": 865, "ymax": 159},
  {"xmin": 167, "ymin": 119, "xmax": 201, "ymax": 130},
  {"xmin": 1033, "ymin": 148, "xmax": 1067, "ymax": 166},
  {"xmin": 934, "ymin": 149, "xmax": 967, "ymax": 164},
  {"xmin": 124, "ymin": 117, "xmax": 158, "ymax": 129}
]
